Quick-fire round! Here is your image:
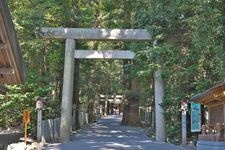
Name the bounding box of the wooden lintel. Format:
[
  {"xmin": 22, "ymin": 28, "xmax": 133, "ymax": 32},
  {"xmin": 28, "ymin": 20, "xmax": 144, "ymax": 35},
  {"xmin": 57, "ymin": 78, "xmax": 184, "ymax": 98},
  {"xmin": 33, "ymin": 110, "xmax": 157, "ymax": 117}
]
[
  {"xmin": 74, "ymin": 50, "xmax": 135, "ymax": 59},
  {"xmin": 0, "ymin": 68, "xmax": 14, "ymax": 74},
  {"xmin": 0, "ymin": 85, "xmax": 8, "ymax": 95},
  {"xmin": 36, "ymin": 27, "xmax": 151, "ymax": 41},
  {"xmin": 206, "ymin": 100, "xmax": 224, "ymax": 108}
]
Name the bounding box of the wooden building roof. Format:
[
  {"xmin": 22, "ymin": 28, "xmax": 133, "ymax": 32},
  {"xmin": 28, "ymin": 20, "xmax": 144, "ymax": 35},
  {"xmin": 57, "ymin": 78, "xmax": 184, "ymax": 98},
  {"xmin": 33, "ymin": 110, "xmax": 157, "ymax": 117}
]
[
  {"xmin": 192, "ymin": 82, "xmax": 225, "ymax": 106},
  {"xmin": 0, "ymin": 0, "xmax": 26, "ymax": 93}
]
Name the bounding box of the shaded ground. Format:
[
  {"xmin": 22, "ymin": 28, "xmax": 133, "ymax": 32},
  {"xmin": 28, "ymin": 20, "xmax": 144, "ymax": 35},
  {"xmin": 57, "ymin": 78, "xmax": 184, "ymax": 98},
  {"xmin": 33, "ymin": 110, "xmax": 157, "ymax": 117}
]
[{"xmin": 42, "ymin": 115, "xmax": 193, "ymax": 150}]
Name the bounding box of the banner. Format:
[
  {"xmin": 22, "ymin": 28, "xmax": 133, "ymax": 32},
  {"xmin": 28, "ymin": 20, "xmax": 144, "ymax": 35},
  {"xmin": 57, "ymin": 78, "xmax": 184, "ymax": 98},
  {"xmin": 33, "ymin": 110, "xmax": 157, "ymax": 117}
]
[{"xmin": 191, "ymin": 102, "xmax": 201, "ymax": 132}]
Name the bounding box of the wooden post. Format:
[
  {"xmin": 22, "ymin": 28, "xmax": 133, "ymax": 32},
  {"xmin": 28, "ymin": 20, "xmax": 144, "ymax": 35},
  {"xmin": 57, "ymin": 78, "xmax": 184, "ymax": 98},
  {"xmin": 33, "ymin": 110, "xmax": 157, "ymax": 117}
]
[
  {"xmin": 24, "ymin": 122, "xmax": 27, "ymax": 144},
  {"xmin": 104, "ymin": 100, "xmax": 107, "ymax": 116},
  {"xmin": 36, "ymin": 98, "xmax": 43, "ymax": 142},
  {"xmin": 154, "ymin": 69, "xmax": 166, "ymax": 142},
  {"xmin": 182, "ymin": 110, "xmax": 187, "ymax": 145},
  {"xmin": 181, "ymin": 99, "xmax": 188, "ymax": 145},
  {"xmin": 60, "ymin": 39, "xmax": 75, "ymax": 142},
  {"xmin": 23, "ymin": 109, "xmax": 30, "ymax": 144},
  {"xmin": 37, "ymin": 109, "xmax": 42, "ymax": 142}
]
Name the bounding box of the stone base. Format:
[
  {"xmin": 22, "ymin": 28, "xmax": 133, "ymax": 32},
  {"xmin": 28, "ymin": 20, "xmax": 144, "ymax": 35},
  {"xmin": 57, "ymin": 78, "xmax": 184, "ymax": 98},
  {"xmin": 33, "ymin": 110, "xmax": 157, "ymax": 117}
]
[
  {"xmin": 0, "ymin": 131, "xmax": 22, "ymax": 145},
  {"xmin": 197, "ymin": 140, "xmax": 225, "ymax": 150}
]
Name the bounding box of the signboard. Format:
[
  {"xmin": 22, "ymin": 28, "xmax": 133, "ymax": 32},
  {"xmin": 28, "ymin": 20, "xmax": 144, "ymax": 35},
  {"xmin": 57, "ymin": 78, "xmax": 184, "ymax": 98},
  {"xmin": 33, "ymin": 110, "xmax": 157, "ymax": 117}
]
[
  {"xmin": 23, "ymin": 109, "xmax": 30, "ymax": 123},
  {"xmin": 23, "ymin": 109, "xmax": 30, "ymax": 144},
  {"xmin": 191, "ymin": 102, "xmax": 201, "ymax": 132}
]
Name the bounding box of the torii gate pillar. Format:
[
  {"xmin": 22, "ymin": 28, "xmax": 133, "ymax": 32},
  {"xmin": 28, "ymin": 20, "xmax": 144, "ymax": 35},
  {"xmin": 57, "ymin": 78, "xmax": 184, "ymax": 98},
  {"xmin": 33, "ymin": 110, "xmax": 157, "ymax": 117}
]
[
  {"xmin": 154, "ymin": 69, "xmax": 166, "ymax": 142},
  {"xmin": 60, "ymin": 39, "xmax": 75, "ymax": 142}
]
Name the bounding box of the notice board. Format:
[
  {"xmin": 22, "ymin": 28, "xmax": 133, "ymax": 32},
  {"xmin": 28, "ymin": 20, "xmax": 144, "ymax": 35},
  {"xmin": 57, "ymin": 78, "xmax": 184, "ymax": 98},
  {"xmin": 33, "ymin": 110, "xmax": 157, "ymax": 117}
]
[{"xmin": 191, "ymin": 102, "xmax": 201, "ymax": 132}]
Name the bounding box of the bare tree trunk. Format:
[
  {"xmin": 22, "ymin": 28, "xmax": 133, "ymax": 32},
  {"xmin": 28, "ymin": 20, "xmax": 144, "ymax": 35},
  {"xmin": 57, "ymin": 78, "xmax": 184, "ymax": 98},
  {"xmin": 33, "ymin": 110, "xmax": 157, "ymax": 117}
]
[
  {"xmin": 73, "ymin": 59, "xmax": 80, "ymax": 130},
  {"xmin": 71, "ymin": 0, "xmax": 81, "ymax": 131},
  {"xmin": 88, "ymin": 101, "xmax": 94, "ymax": 123},
  {"xmin": 92, "ymin": 0, "xmax": 101, "ymax": 49},
  {"xmin": 130, "ymin": 77, "xmax": 140, "ymax": 126},
  {"xmin": 121, "ymin": 0, "xmax": 135, "ymax": 126}
]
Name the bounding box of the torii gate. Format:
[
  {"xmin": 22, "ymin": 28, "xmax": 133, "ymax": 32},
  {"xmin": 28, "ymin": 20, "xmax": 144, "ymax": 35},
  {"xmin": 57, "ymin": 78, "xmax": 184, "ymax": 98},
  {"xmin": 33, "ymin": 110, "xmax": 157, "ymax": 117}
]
[{"xmin": 36, "ymin": 27, "xmax": 152, "ymax": 142}]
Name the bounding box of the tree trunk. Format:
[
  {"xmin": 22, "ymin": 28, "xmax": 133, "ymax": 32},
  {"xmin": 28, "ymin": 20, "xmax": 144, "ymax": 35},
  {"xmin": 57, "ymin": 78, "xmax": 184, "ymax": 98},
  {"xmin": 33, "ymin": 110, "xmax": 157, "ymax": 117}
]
[
  {"xmin": 130, "ymin": 77, "xmax": 140, "ymax": 126},
  {"xmin": 121, "ymin": 59, "xmax": 131, "ymax": 125},
  {"xmin": 121, "ymin": 103, "xmax": 130, "ymax": 125},
  {"xmin": 71, "ymin": 0, "xmax": 80, "ymax": 131},
  {"xmin": 88, "ymin": 101, "xmax": 94, "ymax": 123},
  {"xmin": 121, "ymin": 0, "xmax": 132, "ymax": 125},
  {"xmin": 73, "ymin": 59, "xmax": 80, "ymax": 130},
  {"xmin": 92, "ymin": 0, "xmax": 101, "ymax": 49}
]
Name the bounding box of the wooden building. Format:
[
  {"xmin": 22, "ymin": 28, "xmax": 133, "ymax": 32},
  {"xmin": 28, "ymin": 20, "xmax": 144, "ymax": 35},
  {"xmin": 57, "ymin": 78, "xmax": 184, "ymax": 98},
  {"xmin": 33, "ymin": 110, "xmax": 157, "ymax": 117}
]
[
  {"xmin": 192, "ymin": 82, "xmax": 225, "ymax": 149},
  {"xmin": 0, "ymin": 0, "xmax": 26, "ymax": 94},
  {"xmin": 99, "ymin": 94, "xmax": 123, "ymax": 116}
]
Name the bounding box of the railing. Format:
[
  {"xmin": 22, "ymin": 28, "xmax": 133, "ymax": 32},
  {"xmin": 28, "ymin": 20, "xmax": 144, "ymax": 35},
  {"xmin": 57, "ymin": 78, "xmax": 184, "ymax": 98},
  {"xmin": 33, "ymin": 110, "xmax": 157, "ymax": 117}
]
[{"xmin": 199, "ymin": 123, "xmax": 225, "ymax": 141}]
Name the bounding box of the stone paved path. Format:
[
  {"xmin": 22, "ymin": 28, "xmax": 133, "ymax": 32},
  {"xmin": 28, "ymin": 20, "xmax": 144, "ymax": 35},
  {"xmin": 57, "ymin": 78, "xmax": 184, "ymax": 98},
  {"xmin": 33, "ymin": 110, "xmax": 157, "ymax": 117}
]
[{"xmin": 42, "ymin": 115, "xmax": 188, "ymax": 150}]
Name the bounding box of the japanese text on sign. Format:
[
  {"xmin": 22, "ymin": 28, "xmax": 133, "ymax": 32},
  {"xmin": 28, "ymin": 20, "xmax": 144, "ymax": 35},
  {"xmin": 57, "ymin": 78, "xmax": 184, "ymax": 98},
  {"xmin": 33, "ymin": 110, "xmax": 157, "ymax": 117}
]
[{"xmin": 23, "ymin": 109, "xmax": 30, "ymax": 123}]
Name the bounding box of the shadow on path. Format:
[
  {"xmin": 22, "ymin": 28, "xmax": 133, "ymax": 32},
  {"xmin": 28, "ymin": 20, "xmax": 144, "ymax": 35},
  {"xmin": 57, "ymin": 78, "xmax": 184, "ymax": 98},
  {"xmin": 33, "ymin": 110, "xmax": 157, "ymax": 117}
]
[{"xmin": 42, "ymin": 115, "xmax": 184, "ymax": 150}]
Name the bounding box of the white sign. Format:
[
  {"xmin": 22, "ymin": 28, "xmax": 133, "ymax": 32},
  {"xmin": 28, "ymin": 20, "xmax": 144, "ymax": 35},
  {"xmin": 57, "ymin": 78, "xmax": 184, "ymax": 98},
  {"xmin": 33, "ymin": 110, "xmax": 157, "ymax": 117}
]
[{"xmin": 36, "ymin": 99, "xmax": 43, "ymax": 109}]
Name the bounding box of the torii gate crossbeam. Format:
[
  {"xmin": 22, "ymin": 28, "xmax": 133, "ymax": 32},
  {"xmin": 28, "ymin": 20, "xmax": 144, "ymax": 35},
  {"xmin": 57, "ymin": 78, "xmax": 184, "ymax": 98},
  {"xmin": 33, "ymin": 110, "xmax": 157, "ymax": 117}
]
[
  {"xmin": 36, "ymin": 27, "xmax": 151, "ymax": 41},
  {"xmin": 74, "ymin": 50, "xmax": 135, "ymax": 59}
]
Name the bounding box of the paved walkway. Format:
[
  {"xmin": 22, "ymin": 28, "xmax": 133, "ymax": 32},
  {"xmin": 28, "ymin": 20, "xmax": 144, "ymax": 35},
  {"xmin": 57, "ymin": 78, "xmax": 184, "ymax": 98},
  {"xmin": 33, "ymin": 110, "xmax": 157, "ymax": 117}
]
[{"xmin": 42, "ymin": 115, "xmax": 188, "ymax": 150}]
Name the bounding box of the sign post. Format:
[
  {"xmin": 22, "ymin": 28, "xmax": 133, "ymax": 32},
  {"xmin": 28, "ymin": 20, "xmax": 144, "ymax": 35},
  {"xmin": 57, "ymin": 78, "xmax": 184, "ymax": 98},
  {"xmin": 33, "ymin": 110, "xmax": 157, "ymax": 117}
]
[
  {"xmin": 23, "ymin": 109, "xmax": 30, "ymax": 144},
  {"xmin": 181, "ymin": 98, "xmax": 188, "ymax": 146},
  {"xmin": 36, "ymin": 97, "xmax": 43, "ymax": 142}
]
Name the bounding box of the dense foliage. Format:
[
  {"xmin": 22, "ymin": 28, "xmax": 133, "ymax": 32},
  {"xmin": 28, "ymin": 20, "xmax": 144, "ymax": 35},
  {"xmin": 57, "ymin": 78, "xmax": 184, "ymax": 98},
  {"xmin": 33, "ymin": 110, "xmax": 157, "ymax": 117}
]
[{"xmin": 0, "ymin": 0, "xmax": 225, "ymax": 143}]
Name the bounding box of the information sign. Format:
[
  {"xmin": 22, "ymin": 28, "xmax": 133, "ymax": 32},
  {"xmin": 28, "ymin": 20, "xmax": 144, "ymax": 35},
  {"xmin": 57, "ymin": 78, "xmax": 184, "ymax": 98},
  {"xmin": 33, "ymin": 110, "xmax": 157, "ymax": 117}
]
[
  {"xmin": 23, "ymin": 109, "xmax": 30, "ymax": 123},
  {"xmin": 191, "ymin": 102, "xmax": 201, "ymax": 132}
]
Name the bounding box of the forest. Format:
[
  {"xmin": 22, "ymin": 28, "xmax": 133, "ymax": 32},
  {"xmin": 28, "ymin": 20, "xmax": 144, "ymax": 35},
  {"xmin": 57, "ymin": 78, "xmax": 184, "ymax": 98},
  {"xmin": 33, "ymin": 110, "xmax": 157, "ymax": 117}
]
[{"xmin": 0, "ymin": 0, "xmax": 225, "ymax": 143}]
